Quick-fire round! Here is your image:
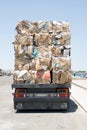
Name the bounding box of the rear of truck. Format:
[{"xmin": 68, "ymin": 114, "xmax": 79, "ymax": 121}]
[
  {"xmin": 12, "ymin": 20, "xmax": 72, "ymax": 110},
  {"xmin": 12, "ymin": 83, "xmax": 70, "ymax": 110}
]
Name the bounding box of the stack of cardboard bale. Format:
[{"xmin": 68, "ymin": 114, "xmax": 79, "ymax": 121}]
[{"xmin": 13, "ymin": 20, "xmax": 72, "ymax": 84}]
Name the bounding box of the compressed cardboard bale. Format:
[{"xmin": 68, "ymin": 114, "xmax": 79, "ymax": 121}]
[
  {"xmin": 36, "ymin": 57, "xmax": 51, "ymax": 71},
  {"xmin": 52, "ymin": 57, "xmax": 71, "ymax": 71},
  {"xmin": 35, "ymin": 70, "xmax": 51, "ymax": 84},
  {"xmin": 15, "ymin": 45, "xmax": 37, "ymax": 59},
  {"xmin": 14, "ymin": 70, "xmax": 36, "ymax": 84},
  {"xmin": 52, "ymin": 71, "xmax": 67, "ymax": 84},
  {"xmin": 15, "ymin": 59, "xmax": 36, "ymax": 70},
  {"xmin": 16, "ymin": 20, "xmax": 36, "ymax": 34},
  {"xmin": 52, "ymin": 71, "xmax": 72, "ymax": 84},
  {"xmin": 15, "ymin": 34, "xmax": 33, "ymax": 46}
]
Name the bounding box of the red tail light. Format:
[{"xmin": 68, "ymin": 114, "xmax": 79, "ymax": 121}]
[
  {"xmin": 15, "ymin": 93, "xmax": 25, "ymax": 98},
  {"xmin": 56, "ymin": 88, "xmax": 69, "ymax": 97},
  {"xmin": 15, "ymin": 88, "xmax": 27, "ymax": 98},
  {"xmin": 59, "ymin": 93, "xmax": 68, "ymax": 97}
]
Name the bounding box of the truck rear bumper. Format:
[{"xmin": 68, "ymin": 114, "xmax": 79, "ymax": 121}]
[{"xmin": 14, "ymin": 97, "xmax": 69, "ymax": 110}]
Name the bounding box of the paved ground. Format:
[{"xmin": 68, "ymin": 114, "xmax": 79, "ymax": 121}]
[
  {"xmin": 72, "ymin": 79, "xmax": 87, "ymax": 112},
  {"xmin": 0, "ymin": 76, "xmax": 87, "ymax": 130},
  {"xmin": 72, "ymin": 79, "xmax": 87, "ymax": 88}
]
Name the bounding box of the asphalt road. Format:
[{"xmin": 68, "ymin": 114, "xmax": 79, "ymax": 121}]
[{"xmin": 0, "ymin": 76, "xmax": 87, "ymax": 130}]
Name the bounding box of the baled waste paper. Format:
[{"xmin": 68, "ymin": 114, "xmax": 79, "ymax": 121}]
[{"xmin": 13, "ymin": 20, "xmax": 72, "ymax": 84}]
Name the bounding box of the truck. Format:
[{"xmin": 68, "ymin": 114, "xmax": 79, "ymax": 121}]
[{"xmin": 12, "ymin": 20, "xmax": 72, "ymax": 110}]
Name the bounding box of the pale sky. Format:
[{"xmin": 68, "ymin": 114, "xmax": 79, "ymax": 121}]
[{"xmin": 0, "ymin": 0, "xmax": 87, "ymax": 71}]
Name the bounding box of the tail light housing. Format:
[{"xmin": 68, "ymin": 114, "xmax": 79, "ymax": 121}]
[
  {"xmin": 56, "ymin": 88, "xmax": 69, "ymax": 97},
  {"xmin": 15, "ymin": 88, "xmax": 27, "ymax": 98},
  {"xmin": 15, "ymin": 93, "xmax": 25, "ymax": 98},
  {"xmin": 59, "ymin": 93, "xmax": 68, "ymax": 97}
]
